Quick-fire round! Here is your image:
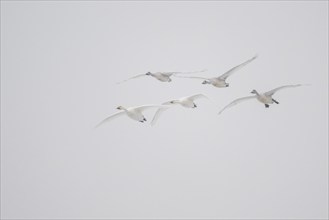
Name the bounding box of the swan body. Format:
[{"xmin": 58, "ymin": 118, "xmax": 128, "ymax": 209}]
[
  {"xmin": 151, "ymin": 94, "xmax": 208, "ymax": 125},
  {"xmin": 96, "ymin": 104, "xmax": 169, "ymax": 127},
  {"xmin": 169, "ymin": 94, "xmax": 208, "ymax": 108},
  {"xmin": 218, "ymin": 84, "xmax": 306, "ymax": 114},
  {"xmin": 148, "ymin": 72, "xmax": 173, "ymax": 82},
  {"xmin": 202, "ymin": 78, "xmax": 230, "ymax": 88},
  {"xmin": 177, "ymin": 55, "xmax": 257, "ymax": 88},
  {"xmin": 255, "ymin": 93, "xmax": 274, "ymax": 104},
  {"xmin": 117, "ymin": 69, "xmax": 207, "ymax": 84}
]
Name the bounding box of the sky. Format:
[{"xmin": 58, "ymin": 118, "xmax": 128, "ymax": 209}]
[{"xmin": 1, "ymin": 1, "xmax": 328, "ymax": 219}]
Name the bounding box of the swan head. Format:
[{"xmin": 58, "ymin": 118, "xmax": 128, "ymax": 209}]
[
  {"xmin": 250, "ymin": 89, "xmax": 258, "ymax": 94},
  {"xmin": 169, "ymin": 100, "xmax": 178, "ymax": 104},
  {"xmin": 202, "ymin": 80, "xmax": 210, "ymax": 84},
  {"xmin": 145, "ymin": 72, "xmax": 152, "ymax": 75},
  {"xmin": 116, "ymin": 106, "xmax": 125, "ymax": 110}
]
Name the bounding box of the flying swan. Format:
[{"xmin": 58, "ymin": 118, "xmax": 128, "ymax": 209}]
[
  {"xmin": 151, "ymin": 94, "xmax": 208, "ymax": 126},
  {"xmin": 176, "ymin": 55, "xmax": 257, "ymax": 88},
  {"xmin": 218, "ymin": 84, "xmax": 306, "ymax": 114},
  {"xmin": 95, "ymin": 104, "xmax": 169, "ymax": 127},
  {"xmin": 117, "ymin": 69, "xmax": 207, "ymax": 84}
]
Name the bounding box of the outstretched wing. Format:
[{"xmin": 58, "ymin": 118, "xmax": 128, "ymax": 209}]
[
  {"xmin": 218, "ymin": 55, "xmax": 257, "ymax": 80},
  {"xmin": 165, "ymin": 69, "xmax": 207, "ymax": 77},
  {"xmin": 172, "ymin": 69, "xmax": 207, "ymax": 75},
  {"xmin": 173, "ymin": 76, "xmax": 209, "ymax": 80},
  {"xmin": 188, "ymin": 94, "xmax": 209, "ymax": 101},
  {"xmin": 264, "ymin": 84, "xmax": 303, "ymax": 97},
  {"xmin": 218, "ymin": 96, "xmax": 256, "ymax": 115},
  {"xmin": 150, "ymin": 101, "xmax": 173, "ymax": 126},
  {"xmin": 133, "ymin": 104, "xmax": 170, "ymax": 113},
  {"xmin": 95, "ymin": 111, "xmax": 125, "ymax": 128},
  {"xmin": 117, "ymin": 74, "xmax": 146, "ymax": 84}
]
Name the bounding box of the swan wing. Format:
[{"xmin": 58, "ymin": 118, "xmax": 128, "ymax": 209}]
[
  {"xmin": 218, "ymin": 55, "xmax": 257, "ymax": 80},
  {"xmin": 95, "ymin": 111, "xmax": 125, "ymax": 128},
  {"xmin": 188, "ymin": 93, "xmax": 209, "ymax": 101},
  {"xmin": 150, "ymin": 101, "xmax": 174, "ymax": 126},
  {"xmin": 264, "ymin": 84, "xmax": 303, "ymax": 96},
  {"xmin": 173, "ymin": 75, "xmax": 209, "ymax": 80},
  {"xmin": 172, "ymin": 69, "xmax": 207, "ymax": 75},
  {"xmin": 133, "ymin": 104, "xmax": 170, "ymax": 112},
  {"xmin": 117, "ymin": 73, "xmax": 146, "ymax": 84},
  {"xmin": 218, "ymin": 95, "xmax": 256, "ymax": 115},
  {"xmin": 151, "ymin": 108, "xmax": 168, "ymax": 126},
  {"xmin": 162, "ymin": 69, "xmax": 207, "ymax": 77}
]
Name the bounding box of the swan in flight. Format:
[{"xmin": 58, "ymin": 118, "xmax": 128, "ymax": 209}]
[
  {"xmin": 151, "ymin": 94, "xmax": 208, "ymax": 126},
  {"xmin": 176, "ymin": 55, "xmax": 257, "ymax": 88},
  {"xmin": 218, "ymin": 84, "xmax": 306, "ymax": 114},
  {"xmin": 117, "ymin": 69, "xmax": 207, "ymax": 84},
  {"xmin": 95, "ymin": 104, "xmax": 169, "ymax": 127}
]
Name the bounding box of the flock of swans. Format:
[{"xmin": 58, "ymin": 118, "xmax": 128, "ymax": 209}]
[{"xmin": 96, "ymin": 55, "xmax": 306, "ymax": 127}]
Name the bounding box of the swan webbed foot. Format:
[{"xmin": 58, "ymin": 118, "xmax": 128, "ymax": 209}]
[
  {"xmin": 265, "ymin": 104, "xmax": 270, "ymax": 108},
  {"xmin": 193, "ymin": 103, "xmax": 197, "ymax": 108},
  {"xmin": 139, "ymin": 118, "xmax": 147, "ymax": 123}
]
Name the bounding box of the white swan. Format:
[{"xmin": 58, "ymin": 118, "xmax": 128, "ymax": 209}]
[
  {"xmin": 117, "ymin": 69, "xmax": 207, "ymax": 84},
  {"xmin": 151, "ymin": 94, "xmax": 208, "ymax": 126},
  {"xmin": 176, "ymin": 55, "xmax": 257, "ymax": 88},
  {"xmin": 95, "ymin": 104, "xmax": 169, "ymax": 127},
  {"xmin": 218, "ymin": 84, "xmax": 306, "ymax": 114}
]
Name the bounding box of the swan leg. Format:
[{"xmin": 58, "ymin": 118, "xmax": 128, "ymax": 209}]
[
  {"xmin": 193, "ymin": 103, "xmax": 197, "ymax": 108},
  {"xmin": 272, "ymin": 98, "xmax": 279, "ymax": 104},
  {"xmin": 265, "ymin": 104, "xmax": 270, "ymax": 108}
]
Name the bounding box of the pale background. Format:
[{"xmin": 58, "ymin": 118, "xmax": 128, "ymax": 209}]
[{"xmin": 1, "ymin": 1, "xmax": 328, "ymax": 219}]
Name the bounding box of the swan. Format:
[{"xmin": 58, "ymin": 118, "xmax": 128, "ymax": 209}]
[
  {"xmin": 117, "ymin": 69, "xmax": 207, "ymax": 84},
  {"xmin": 218, "ymin": 84, "xmax": 306, "ymax": 114},
  {"xmin": 151, "ymin": 94, "xmax": 208, "ymax": 126},
  {"xmin": 176, "ymin": 55, "xmax": 257, "ymax": 88},
  {"xmin": 95, "ymin": 104, "xmax": 169, "ymax": 127}
]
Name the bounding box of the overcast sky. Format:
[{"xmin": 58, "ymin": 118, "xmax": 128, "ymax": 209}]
[{"xmin": 1, "ymin": 1, "xmax": 328, "ymax": 219}]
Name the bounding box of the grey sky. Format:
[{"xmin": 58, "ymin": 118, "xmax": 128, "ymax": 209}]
[{"xmin": 1, "ymin": 1, "xmax": 328, "ymax": 219}]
